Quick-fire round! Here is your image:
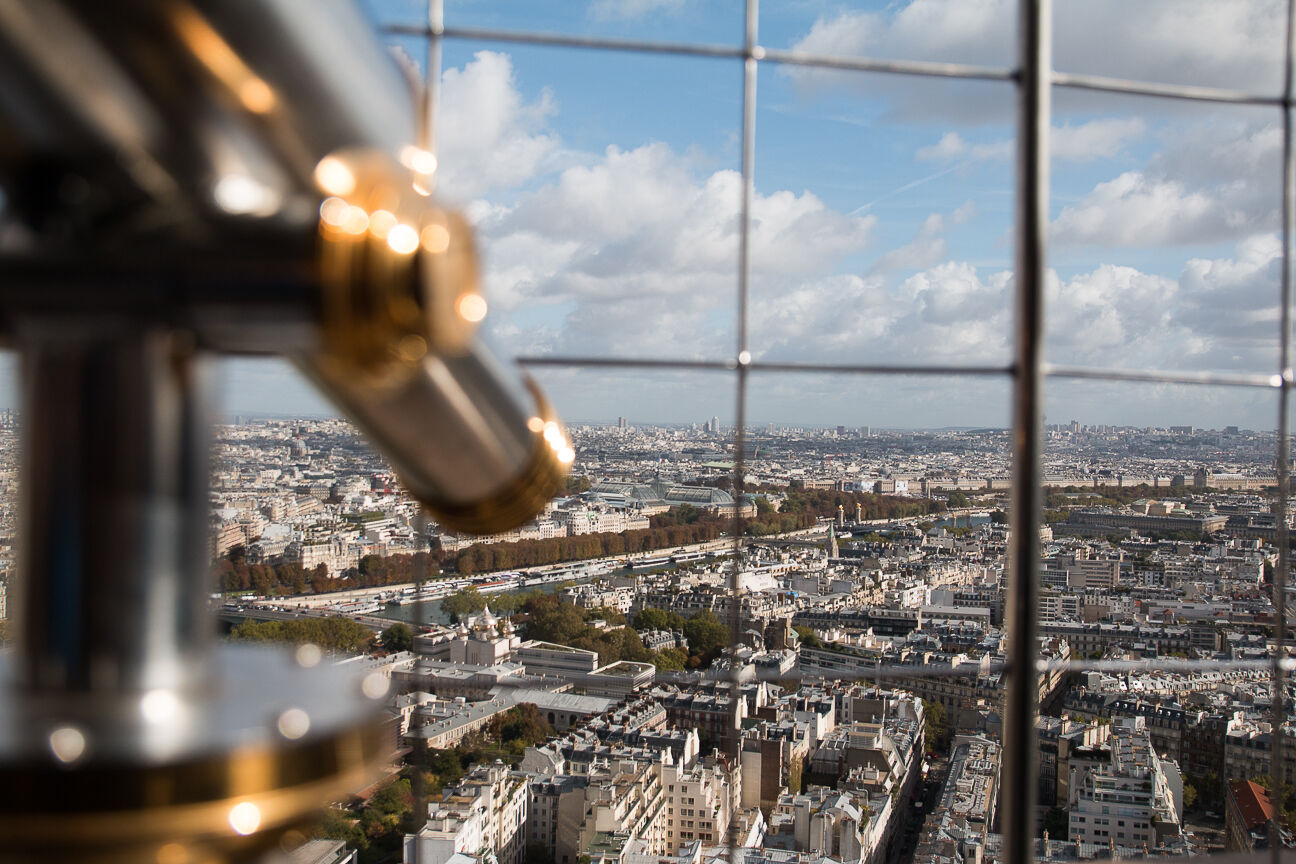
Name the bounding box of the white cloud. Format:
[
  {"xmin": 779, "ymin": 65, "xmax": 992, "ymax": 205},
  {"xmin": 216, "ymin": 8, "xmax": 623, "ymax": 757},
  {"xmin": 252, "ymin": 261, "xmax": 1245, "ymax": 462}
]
[
  {"xmin": 862, "ymin": 202, "xmax": 978, "ymax": 277},
  {"xmin": 1051, "ymin": 118, "xmax": 1147, "ymax": 162},
  {"xmin": 1052, "ymin": 119, "xmax": 1281, "ymax": 248},
  {"xmin": 787, "ymin": 0, "xmax": 1285, "ymax": 122},
  {"xmin": 436, "ymin": 51, "xmax": 560, "ymax": 203},
  {"xmin": 869, "ymin": 212, "xmax": 948, "ymax": 274},
  {"xmin": 914, "ymin": 132, "xmax": 1009, "ymax": 163},
  {"xmin": 916, "ymin": 118, "xmax": 1145, "ymax": 166},
  {"xmin": 1052, "ymin": 172, "xmax": 1219, "ymax": 247},
  {"xmin": 1045, "ymin": 234, "xmax": 1279, "ymax": 371},
  {"xmin": 751, "ymin": 186, "xmax": 875, "ymax": 273},
  {"xmin": 951, "ymin": 201, "xmax": 977, "ymax": 225},
  {"xmin": 916, "ymin": 132, "xmax": 968, "ymax": 162},
  {"xmin": 476, "ymin": 141, "xmax": 874, "ymax": 358},
  {"xmin": 907, "ymin": 262, "xmax": 1010, "ymax": 330},
  {"xmin": 443, "ymin": 54, "xmax": 1274, "ymax": 384},
  {"xmin": 740, "ymin": 233, "xmax": 1279, "ymax": 379},
  {"xmin": 1172, "ymin": 234, "xmax": 1282, "ymax": 366},
  {"xmin": 376, "ymin": 45, "xmax": 1284, "ymax": 427},
  {"xmin": 1149, "ymin": 121, "xmax": 1281, "ymax": 185},
  {"xmin": 434, "ymin": 43, "xmax": 1239, "ymax": 385},
  {"xmin": 749, "ymin": 263, "xmax": 1012, "ymax": 367},
  {"xmin": 1046, "ymin": 264, "xmax": 1179, "ymax": 364}
]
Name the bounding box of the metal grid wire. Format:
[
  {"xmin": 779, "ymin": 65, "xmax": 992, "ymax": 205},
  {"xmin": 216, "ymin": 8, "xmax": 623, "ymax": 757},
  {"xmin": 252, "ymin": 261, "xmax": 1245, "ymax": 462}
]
[{"xmin": 387, "ymin": 2, "xmax": 1296, "ymax": 863}]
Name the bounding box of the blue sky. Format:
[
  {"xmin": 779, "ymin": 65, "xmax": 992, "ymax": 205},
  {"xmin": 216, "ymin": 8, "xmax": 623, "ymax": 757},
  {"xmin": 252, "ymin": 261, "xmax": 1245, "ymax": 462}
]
[{"xmin": 208, "ymin": 0, "xmax": 1293, "ymax": 429}]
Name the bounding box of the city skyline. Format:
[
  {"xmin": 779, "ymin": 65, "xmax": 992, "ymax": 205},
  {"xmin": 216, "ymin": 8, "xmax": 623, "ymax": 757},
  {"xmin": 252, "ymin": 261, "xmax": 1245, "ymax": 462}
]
[
  {"xmin": 196, "ymin": 408, "xmax": 1292, "ymax": 862},
  {"xmin": 0, "ymin": 351, "xmax": 1282, "ymax": 430},
  {"xmin": 212, "ymin": 408, "xmax": 1280, "ymax": 436}
]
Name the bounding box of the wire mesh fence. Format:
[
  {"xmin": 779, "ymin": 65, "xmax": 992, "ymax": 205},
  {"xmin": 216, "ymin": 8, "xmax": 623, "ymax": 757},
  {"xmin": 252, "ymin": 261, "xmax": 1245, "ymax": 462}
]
[{"xmin": 384, "ymin": 3, "xmax": 1296, "ymax": 863}]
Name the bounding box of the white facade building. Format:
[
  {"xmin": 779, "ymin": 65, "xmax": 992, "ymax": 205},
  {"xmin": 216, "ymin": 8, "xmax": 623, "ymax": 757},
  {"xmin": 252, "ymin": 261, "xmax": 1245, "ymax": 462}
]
[{"xmin": 1068, "ymin": 717, "xmax": 1183, "ymax": 849}]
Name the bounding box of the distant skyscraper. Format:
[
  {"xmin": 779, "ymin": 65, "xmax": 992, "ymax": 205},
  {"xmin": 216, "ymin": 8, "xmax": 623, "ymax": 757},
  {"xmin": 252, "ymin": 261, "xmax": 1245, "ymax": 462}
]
[{"xmin": 711, "ymin": 416, "xmax": 720, "ymax": 434}]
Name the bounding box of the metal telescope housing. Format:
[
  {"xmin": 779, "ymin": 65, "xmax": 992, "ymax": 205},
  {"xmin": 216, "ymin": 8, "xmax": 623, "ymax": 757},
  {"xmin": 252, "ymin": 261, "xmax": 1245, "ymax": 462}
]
[{"xmin": 0, "ymin": 0, "xmax": 571, "ymax": 859}]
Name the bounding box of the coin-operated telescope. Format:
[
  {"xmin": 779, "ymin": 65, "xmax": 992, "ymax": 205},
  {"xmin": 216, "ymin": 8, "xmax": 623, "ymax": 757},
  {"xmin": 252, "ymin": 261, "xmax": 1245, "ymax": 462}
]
[{"xmin": 0, "ymin": 2, "xmax": 570, "ymax": 859}]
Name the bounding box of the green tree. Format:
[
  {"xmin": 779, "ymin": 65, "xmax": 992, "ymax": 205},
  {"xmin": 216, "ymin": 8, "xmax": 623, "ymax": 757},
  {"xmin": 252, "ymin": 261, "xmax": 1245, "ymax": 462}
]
[
  {"xmin": 360, "ymin": 777, "xmax": 414, "ymax": 841},
  {"xmin": 787, "ymin": 756, "xmax": 804, "ymax": 794},
  {"xmin": 634, "ymin": 608, "xmax": 684, "ymax": 631},
  {"xmin": 634, "ymin": 608, "xmax": 670, "ymax": 631},
  {"xmin": 683, "ymin": 610, "xmax": 729, "ymax": 657},
  {"xmin": 923, "ymin": 698, "xmax": 951, "ymax": 754},
  {"xmin": 793, "ymin": 625, "xmax": 822, "ymax": 649},
  {"xmin": 496, "ymin": 703, "xmax": 556, "ymax": 747},
  {"xmin": 428, "ymin": 749, "xmax": 464, "ymax": 787},
  {"xmin": 653, "ymin": 647, "xmax": 689, "ymax": 670},
  {"xmin": 440, "ymin": 588, "xmax": 487, "ymax": 623},
  {"xmin": 522, "ymin": 595, "xmax": 588, "ymax": 644},
  {"xmin": 381, "ymin": 622, "xmax": 414, "ymax": 653},
  {"xmin": 229, "ymin": 616, "xmax": 372, "ymax": 653},
  {"xmin": 1043, "ymin": 807, "xmax": 1069, "ymax": 839},
  {"xmin": 608, "ymin": 627, "xmax": 652, "ymax": 663},
  {"xmin": 590, "ymin": 606, "xmax": 626, "ymax": 627},
  {"xmin": 313, "ymin": 808, "xmax": 368, "ymax": 855}
]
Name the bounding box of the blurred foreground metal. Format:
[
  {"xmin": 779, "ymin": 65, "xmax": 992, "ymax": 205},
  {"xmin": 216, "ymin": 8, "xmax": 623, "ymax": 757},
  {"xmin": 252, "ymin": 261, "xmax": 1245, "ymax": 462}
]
[{"xmin": 0, "ymin": 0, "xmax": 569, "ymax": 859}]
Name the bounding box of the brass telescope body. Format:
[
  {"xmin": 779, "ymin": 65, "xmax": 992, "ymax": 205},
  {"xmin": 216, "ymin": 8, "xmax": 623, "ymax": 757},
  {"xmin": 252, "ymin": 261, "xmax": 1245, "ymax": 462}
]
[{"xmin": 0, "ymin": 0, "xmax": 571, "ymax": 859}]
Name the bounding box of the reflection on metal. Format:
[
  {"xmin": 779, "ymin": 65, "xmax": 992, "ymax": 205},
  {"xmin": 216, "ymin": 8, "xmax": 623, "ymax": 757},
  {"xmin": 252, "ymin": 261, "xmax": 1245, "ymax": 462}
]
[
  {"xmin": 0, "ymin": 0, "xmax": 568, "ymax": 860},
  {"xmin": 1001, "ymin": 4, "xmax": 1049, "ymax": 864},
  {"xmin": 724, "ymin": 2, "xmax": 760, "ymax": 857},
  {"xmin": 1271, "ymin": 7, "xmax": 1295, "ymax": 864}
]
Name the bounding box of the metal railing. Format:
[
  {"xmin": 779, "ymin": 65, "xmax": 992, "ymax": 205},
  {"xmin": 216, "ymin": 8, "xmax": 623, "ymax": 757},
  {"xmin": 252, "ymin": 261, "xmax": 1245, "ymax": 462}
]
[{"xmin": 386, "ymin": 2, "xmax": 1296, "ymax": 863}]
